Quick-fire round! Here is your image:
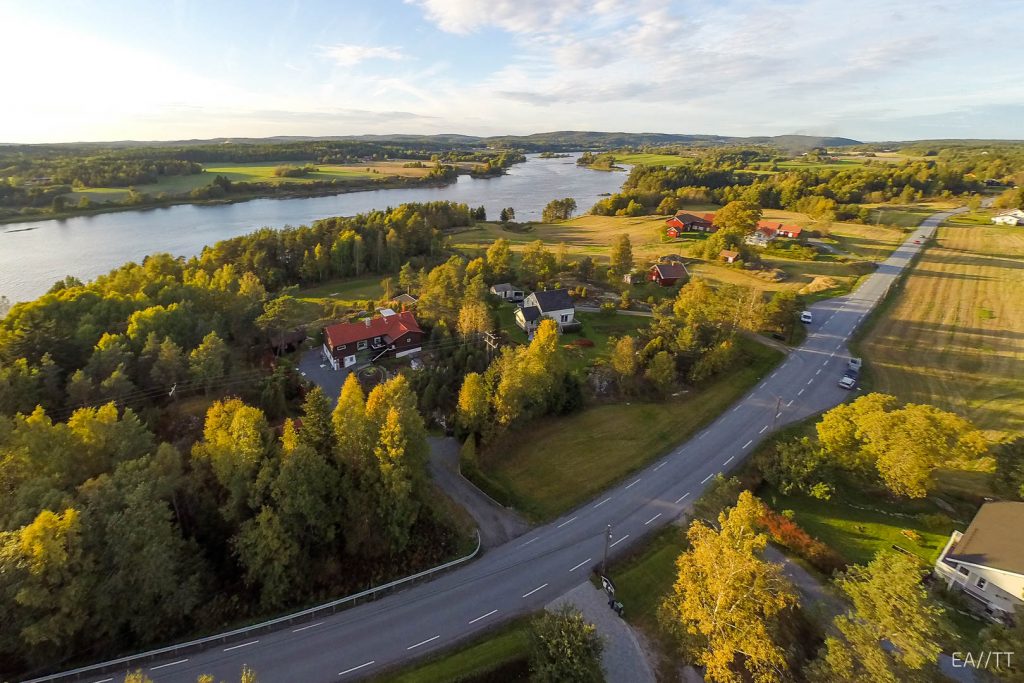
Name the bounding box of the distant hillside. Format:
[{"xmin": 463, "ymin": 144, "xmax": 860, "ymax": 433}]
[{"xmin": 3, "ymin": 131, "xmax": 862, "ymax": 153}]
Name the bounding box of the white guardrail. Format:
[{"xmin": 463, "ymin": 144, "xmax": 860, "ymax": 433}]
[{"xmin": 24, "ymin": 531, "xmax": 482, "ymax": 683}]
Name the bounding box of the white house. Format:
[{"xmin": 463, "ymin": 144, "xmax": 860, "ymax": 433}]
[
  {"xmin": 490, "ymin": 283, "xmax": 525, "ymax": 302},
  {"xmin": 935, "ymin": 501, "xmax": 1024, "ymax": 623},
  {"xmin": 515, "ymin": 289, "xmax": 577, "ymax": 334},
  {"xmin": 992, "ymin": 209, "xmax": 1024, "ymax": 226}
]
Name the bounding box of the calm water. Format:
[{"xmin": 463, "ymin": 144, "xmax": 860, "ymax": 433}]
[{"xmin": 0, "ymin": 154, "xmax": 626, "ymax": 304}]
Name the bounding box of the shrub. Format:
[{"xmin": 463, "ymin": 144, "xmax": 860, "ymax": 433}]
[{"xmin": 759, "ymin": 507, "xmax": 847, "ymax": 575}]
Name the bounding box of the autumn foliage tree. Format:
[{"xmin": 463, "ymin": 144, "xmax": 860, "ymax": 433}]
[{"xmin": 660, "ymin": 492, "xmax": 798, "ymax": 683}]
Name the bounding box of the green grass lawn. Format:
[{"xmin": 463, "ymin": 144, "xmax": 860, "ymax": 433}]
[
  {"xmin": 760, "ymin": 484, "xmax": 958, "ymax": 567},
  {"xmin": 201, "ymin": 162, "xmax": 378, "ymax": 184},
  {"xmin": 477, "ymin": 338, "xmax": 783, "ymax": 520},
  {"xmin": 377, "ymin": 620, "xmax": 530, "ymax": 683},
  {"xmin": 612, "ymin": 152, "xmax": 696, "ymax": 167},
  {"xmin": 296, "ymin": 275, "xmax": 385, "ymax": 303},
  {"xmin": 943, "ymin": 211, "xmax": 994, "ymax": 226}
]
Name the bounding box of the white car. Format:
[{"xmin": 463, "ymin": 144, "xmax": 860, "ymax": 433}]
[{"xmin": 800, "ymin": 311, "xmax": 813, "ymax": 324}]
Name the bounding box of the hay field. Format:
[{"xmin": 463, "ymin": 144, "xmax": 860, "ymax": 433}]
[{"xmin": 861, "ymin": 223, "xmax": 1024, "ymax": 438}]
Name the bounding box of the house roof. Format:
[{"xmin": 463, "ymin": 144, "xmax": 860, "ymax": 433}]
[
  {"xmin": 490, "ymin": 283, "xmax": 515, "ymax": 293},
  {"xmin": 702, "ymin": 213, "xmax": 716, "ymax": 223},
  {"xmin": 652, "ymin": 262, "xmax": 688, "ymax": 279},
  {"xmin": 324, "ymin": 311, "xmax": 422, "ymax": 348},
  {"xmin": 392, "ymin": 293, "xmax": 418, "ymax": 304},
  {"xmin": 529, "ymin": 288, "xmax": 574, "ymax": 312},
  {"xmin": 671, "ymin": 211, "xmax": 710, "ymax": 224},
  {"xmin": 720, "ymin": 249, "xmax": 740, "ymax": 259},
  {"xmin": 947, "ymin": 502, "xmax": 1024, "ymax": 576},
  {"xmin": 518, "ymin": 305, "xmax": 541, "ymax": 322},
  {"xmin": 780, "ymin": 225, "xmax": 802, "ymax": 236}
]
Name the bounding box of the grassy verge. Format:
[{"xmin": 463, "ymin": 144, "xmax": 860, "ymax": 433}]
[
  {"xmin": 474, "ymin": 337, "xmax": 783, "ymax": 520},
  {"xmin": 375, "ymin": 619, "xmax": 531, "ymax": 683}
]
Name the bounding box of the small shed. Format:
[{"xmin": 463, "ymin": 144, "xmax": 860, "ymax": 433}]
[{"xmin": 720, "ymin": 249, "xmax": 740, "ymax": 264}]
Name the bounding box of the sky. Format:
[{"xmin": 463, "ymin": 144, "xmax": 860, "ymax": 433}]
[{"xmin": 1, "ymin": 0, "xmax": 1022, "ymax": 144}]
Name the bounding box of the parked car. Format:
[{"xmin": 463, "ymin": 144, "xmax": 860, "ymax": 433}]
[
  {"xmin": 848, "ymin": 357, "xmax": 862, "ymax": 372},
  {"xmin": 838, "ymin": 370, "xmax": 858, "ymax": 390},
  {"xmin": 800, "ymin": 311, "xmax": 813, "ymax": 324}
]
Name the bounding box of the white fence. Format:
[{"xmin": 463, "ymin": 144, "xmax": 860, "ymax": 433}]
[{"xmin": 24, "ymin": 531, "xmax": 482, "ymax": 683}]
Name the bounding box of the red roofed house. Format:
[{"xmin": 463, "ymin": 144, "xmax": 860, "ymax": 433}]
[
  {"xmin": 649, "ymin": 262, "xmax": 690, "ymax": 287},
  {"xmin": 665, "ymin": 211, "xmax": 715, "ymax": 237},
  {"xmin": 777, "ymin": 225, "xmax": 802, "ymax": 238},
  {"xmin": 322, "ymin": 310, "xmax": 423, "ymax": 370}
]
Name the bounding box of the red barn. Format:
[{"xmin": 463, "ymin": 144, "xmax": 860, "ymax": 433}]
[{"xmin": 665, "ymin": 211, "xmax": 714, "ymax": 236}]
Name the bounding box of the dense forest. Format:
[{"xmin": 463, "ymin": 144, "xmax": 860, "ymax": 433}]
[{"xmin": 0, "ymin": 201, "xmax": 479, "ymax": 679}]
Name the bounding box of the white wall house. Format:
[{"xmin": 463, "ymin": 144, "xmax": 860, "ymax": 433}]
[
  {"xmin": 515, "ymin": 289, "xmax": 576, "ymax": 334},
  {"xmin": 935, "ymin": 502, "xmax": 1024, "ymax": 623},
  {"xmin": 490, "ymin": 283, "xmax": 525, "ymax": 302},
  {"xmin": 992, "ymin": 209, "xmax": 1024, "ymax": 226}
]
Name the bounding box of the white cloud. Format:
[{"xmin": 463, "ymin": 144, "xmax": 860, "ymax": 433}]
[
  {"xmin": 407, "ymin": 0, "xmax": 589, "ymax": 34},
  {"xmin": 319, "ymin": 44, "xmax": 404, "ymax": 66}
]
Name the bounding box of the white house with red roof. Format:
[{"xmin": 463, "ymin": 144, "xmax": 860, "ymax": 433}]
[{"xmin": 322, "ymin": 310, "xmax": 424, "ymax": 370}]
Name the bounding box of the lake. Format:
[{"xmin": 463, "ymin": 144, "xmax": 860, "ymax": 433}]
[{"xmin": 0, "ymin": 154, "xmax": 626, "ymax": 304}]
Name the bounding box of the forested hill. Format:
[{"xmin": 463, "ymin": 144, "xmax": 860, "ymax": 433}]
[{"xmin": 1, "ymin": 131, "xmax": 862, "ymax": 153}]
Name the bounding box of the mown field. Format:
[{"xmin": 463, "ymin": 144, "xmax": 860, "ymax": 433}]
[
  {"xmin": 477, "ymin": 338, "xmax": 782, "ymax": 520},
  {"xmin": 611, "ymin": 152, "xmax": 696, "ymax": 167},
  {"xmin": 70, "ymin": 160, "xmax": 432, "ymax": 202},
  {"xmin": 861, "ymin": 222, "xmax": 1024, "ymax": 440},
  {"xmin": 453, "ymin": 212, "xmax": 903, "ymax": 298}
]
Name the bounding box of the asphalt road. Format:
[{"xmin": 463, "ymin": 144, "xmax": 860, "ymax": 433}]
[{"xmin": 62, "ymin": 210, "xmax": 959, "ymax": 683}]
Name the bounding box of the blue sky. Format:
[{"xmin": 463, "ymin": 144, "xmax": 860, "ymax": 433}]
[{"xmin": 2, "ymin": 0, "xmax": 1022, "ymax": 143}]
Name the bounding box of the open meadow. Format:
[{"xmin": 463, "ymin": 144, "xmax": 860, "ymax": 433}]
[
  {"xmin": 861, "ymin": 222, "xmax": 1024, "ymax": 440},
  {"xmin": 70, "ymin": 159, "xmax": 433, "ymax": 202},
  {"xmin": 452, "ymin": 211, "xmax": 904, "ymax": 298}
]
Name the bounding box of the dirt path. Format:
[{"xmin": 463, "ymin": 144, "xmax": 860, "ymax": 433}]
[{"xmin": 427, "ymin": 436, "xmax": 530, "ymax": 548}]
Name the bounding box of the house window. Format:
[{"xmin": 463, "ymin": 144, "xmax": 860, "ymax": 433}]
[
  {"xmin": 560, "ymin": 314, "xmax": 569, "ymax": 322},
  {"xmin": 957, "ymin": 566, "xmax": 970, "ymax": 576},
  {"xmin": 373, "ymin": 336, "xmax": 381, "ymax": 346},
  {"xmin": 976, "ymin": 576, "xmax": 987, "ymax": 589},
  {"xmin": 337, "ymin": 345, "xmax": 346, "ymax": 351},
  {"xmin": 357, "ymin": 340, "xmax": 368, "ymax": 351}
]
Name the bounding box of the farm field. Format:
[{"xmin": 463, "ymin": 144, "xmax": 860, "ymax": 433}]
[
  {"xmin": 612, "ymin": 152, "xmax": 696, "ymax": 167},
  {"xmin": 454, "ymin": 212, "xmax": 901, "ymax": 298},
  {"xmin": 69, "ymin": 160, "xmax": 432, "ymax": 202},
  {"xmin": 477, "ymin": 338, "xmax": 782, "ymax": 520},
  {"xmin": 861, "ymin": 222, "xmax": 1024, "ymax": 439},
  {"xmin": 865, "ymin": 200, "xmax": 960, "ymax": 227}
]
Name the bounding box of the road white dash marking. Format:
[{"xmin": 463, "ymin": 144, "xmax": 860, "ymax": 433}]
[
  {"xmin": 816, "ymin": 369, "xmax": 822, "ymax": 376},
  {"xmin": 407, "ymin": 635, "xmax": 441, "ymax": 650},
  {"xmin": 786, "ymin": 399, "xmax": 794, "ymax": 407},
  {"xmin": 675, "ymin": 492, "xmax": 691, "ymax": 504},
  {"xmin": 645, "ymin": 513, "xmax": 662, "ymax": 525},
  {"xmin": 830, "ymin": 351, "xmax": 835, "ymax": 358},
  {"xmin": 150, "ymin": 660, "xmax": 188, "ymax": 671},
  {"xmin": 569, "ymin": 558, "xmax": 591, "ymax": 572},
  {"xmin": 609, "ymin": 534, "xmax": 630, "ymax": 548},
  {"xmin": 822, "ymin": 359, "xmax": 829, "ymax": 366},
  {"xmin": 698, "ymin": 432, "xmax": 706, "ymax": 439},
  {"xmin": 339, "ymin": 661, "xmax": 375, "ymax": 676},
  {"xmin": 759, "ymin": 425, "xmax": 768, "ymax": 434},
  {"xmin": 724, "ymin": 455, "xmax": 734, "ymax": 465},
  {"xmin": 797, "ymin": 388, "xmax": 805, "ymax": 396},
  {"xmin": 701, "ymin": 473, "xmax": 715, "ymax": 484},
  {"xmin": 770, "ymin": 372, "xmax": 777, "ymax": 378},
  {"xmin": 654, "ymin": 461, "xmax": 667, "ymax": 471},
  {"xmin": 292, "ymin": 622, "xmax": 323, "ymax": 633},
  {"xmin": 743, "ymin": 440, "xmax": 753, "ymax": 449},
  {"xmin": 92, "ymin": 679, "xmax": 113, "ymax": 683},
  {"xmin": 522, "ymin": 583, "xmax": 549, "ymax": 598},
  {"xmin": 625, "ymin": 478, "xmax": 641, "ymax": 489},
  {"xmin": 224, "ymin": 640, "xmax": 258, "ymax": 652},
  {"xmin": 593, "ymin": 497, "xmax": 612, "ymax": 509},
  {"xmin": 557, "ymin": 516, "xmax": 578, "ymax": 529},
  {"xmin": 732, "ymin": 405, "xmax": 741, "ymax": 413},
  {"xmin": 469, "ymin": 609, "xmax": 498, "ymax": 624},
  {"xmin": 807, "ymin": 378, "xmax": 814, "ymax": 385},
  {"xmin": 519, "ymin": 537, "xmax": 538, "ymax": 547},
  {"xmin": 776, "ymin": 411, "xmax": 782, "ymax": 418}
]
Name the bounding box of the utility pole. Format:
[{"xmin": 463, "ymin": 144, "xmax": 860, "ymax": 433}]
[
  {"xmin": 482, "ymin": 330, "xmax": 499, "ymax": 363},
  {"xmin": 772, "ymin": 395, "xmax": 782, "ymax": 429},
  {"xmin": 602, "ymin": 524, "xmax": 612, "ymax": 576}
]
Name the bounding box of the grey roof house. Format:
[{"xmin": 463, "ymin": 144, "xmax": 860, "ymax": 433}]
[{"xmin": 515, "ymin": 289, "xmax": 578, "ymax": 334}]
